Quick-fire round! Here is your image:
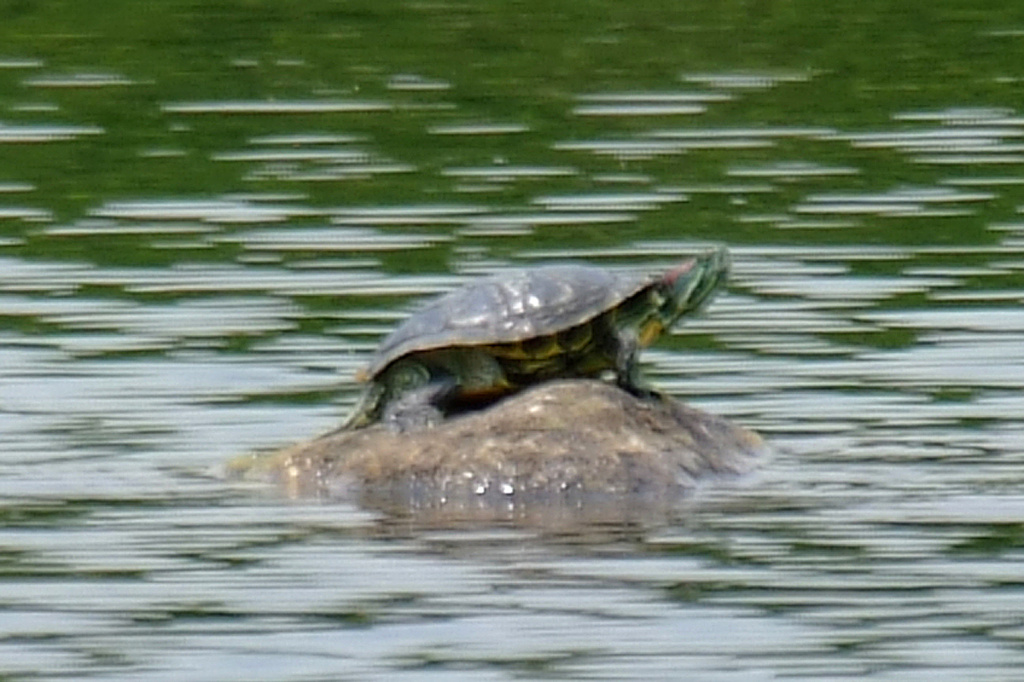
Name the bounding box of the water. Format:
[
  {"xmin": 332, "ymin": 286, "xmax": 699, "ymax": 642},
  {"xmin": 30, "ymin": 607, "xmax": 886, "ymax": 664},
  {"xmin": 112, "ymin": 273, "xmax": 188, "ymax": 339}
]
[{"xmin": 2, "ymin": 1, "xmax": 1024, "ymax": 679}]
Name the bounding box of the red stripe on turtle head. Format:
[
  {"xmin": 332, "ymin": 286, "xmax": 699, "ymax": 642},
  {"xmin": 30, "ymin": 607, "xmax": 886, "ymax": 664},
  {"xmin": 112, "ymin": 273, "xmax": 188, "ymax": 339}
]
[{"xmin": 662, "ymin": 257, "xmax": 697, "ymax": 287}]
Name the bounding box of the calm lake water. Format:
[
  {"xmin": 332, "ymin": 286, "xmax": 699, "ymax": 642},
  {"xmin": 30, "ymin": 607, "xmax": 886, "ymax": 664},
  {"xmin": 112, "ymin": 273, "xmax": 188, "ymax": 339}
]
[{"xmin": 2, "ymin": 2, "xmax": 1024, "ymax": 679}]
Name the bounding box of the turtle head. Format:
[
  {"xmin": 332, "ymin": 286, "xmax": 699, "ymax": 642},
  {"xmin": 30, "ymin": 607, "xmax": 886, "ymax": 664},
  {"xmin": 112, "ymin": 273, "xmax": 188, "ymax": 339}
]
[{"xmin": 636, "ymin": 246, "xmax": 730, "ymax": 346}]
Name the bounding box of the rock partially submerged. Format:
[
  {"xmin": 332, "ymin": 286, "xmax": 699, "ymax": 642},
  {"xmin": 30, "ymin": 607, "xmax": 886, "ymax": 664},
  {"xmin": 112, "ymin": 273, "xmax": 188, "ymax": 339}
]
[{"xmin": 227, "ymin": 380, "xmax": 767, "ymax": 516}]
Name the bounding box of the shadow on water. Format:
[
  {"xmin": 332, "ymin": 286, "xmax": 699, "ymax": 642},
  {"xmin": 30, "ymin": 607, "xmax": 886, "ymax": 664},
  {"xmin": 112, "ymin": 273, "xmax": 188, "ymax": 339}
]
[{"xmin": 2, "ymin": 0, "xmax": 1024, "ymax": 679}]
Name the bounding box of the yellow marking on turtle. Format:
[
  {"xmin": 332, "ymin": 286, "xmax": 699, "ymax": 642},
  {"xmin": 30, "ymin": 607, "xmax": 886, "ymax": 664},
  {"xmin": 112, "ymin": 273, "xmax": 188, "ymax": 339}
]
[
  {"xmin": 557, "ymin": 322, "xmax": 594, "ymax": 352},
  {"xmin": 484, "ymin": 320, "xmax": 596, "ymax": 361},
  {"xmin": 638, "ymin": 318, "xmax": 665, "ymax": 347}
]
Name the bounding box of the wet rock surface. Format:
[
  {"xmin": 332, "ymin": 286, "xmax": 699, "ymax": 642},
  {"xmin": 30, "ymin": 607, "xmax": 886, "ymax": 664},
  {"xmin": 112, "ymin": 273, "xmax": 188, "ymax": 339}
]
[{"xmin": 227, "ymin": 380, "xmax": 768, "ymax": 517}]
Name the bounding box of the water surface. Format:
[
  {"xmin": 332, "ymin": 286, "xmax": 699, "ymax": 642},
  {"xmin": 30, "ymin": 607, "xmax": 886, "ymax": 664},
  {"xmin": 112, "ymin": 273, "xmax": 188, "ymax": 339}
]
[{"xmin": 1, "ymin": 2, "xmax": 1023, "ymax": 680}]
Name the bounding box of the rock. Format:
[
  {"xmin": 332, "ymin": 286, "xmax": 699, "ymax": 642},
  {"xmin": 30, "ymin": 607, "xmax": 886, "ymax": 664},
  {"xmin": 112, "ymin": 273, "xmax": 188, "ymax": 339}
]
[{"xmin": 226, "ymin": 380, "xmax": 767, "ymax": 519}]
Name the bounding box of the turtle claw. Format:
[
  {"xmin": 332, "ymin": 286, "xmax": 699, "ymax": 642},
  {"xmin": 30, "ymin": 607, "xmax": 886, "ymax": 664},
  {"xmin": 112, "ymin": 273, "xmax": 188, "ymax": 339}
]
[
  {"xmin": 616, "ymin": 377, "xmax": 669, "ymax": 403},
  {"xmin": 383, "ymin": 404, "xmax": 445, "ymax": 433}
]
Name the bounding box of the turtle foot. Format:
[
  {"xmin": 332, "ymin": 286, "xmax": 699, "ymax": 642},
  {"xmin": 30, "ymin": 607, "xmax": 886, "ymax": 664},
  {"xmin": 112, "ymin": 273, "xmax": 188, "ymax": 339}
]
[
  {"xmin": 382, "ymin": 381, "xmax": 456, "ymax": 433},
  {"xmin": 623, "ymin": 384, "xmax": 671, "ymax": 403},
  {"xmin": 614, "ymin": 372, "xmax": 669, "ymax": 403},
  {"xmin": 384, "ymin": 404, "xmax": 444, "ymax": 433}
]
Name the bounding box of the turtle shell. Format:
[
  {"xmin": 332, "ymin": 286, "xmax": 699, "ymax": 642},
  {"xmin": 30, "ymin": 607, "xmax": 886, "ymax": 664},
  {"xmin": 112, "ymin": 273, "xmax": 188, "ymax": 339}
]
[{"xmin": 361, "ymin": 265, "xmax": 655, "ymax": 381}]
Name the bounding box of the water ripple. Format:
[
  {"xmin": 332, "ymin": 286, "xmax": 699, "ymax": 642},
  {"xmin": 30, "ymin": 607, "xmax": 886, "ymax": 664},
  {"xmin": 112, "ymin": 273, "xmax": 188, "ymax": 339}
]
[
  {"xmin": 161, "ymin": 100, "xmax": 392, "ymax": 114},
  {"xmin": 0, "ymin": 182, "xmax": 34, "ymax": 193},
  {"xmin": 681, "ymin": 71, "xmax": 814, "ymax": 89},
  {"xmin": 387, "ymin": 74, "xmax": 452, "ymax": 91},
  {"xmin": 212, "ymin": 148, "xmax": 372, "ymax": 163},
  {"xmin": 218, "ymin": 226, "xmax": 451, "ymax": 252},
  {"xmin": 572, "ymin": 91, "xmax": 727, "ymax": 116},
  {"xmin": 0, "ymin": 123, "xmax": 104, "ymax": 142},
  {"xmin": 794, "ymin": 187, "xmax": 994, "ymax": 217},
  {"xmin": 0, "ymin": 58, "xmax": 44, "ymax": 69},
  {"xmin": 728, "ymin": 162, "xmax": 860, "ymax": 180},
  {"xmin": 555, "ymin": 138, "xmax": 771, "ymax": 160},
  {"xmin": 90, "ymin": 199, "xmax": 315, "ymax": 223},
  {"xmin": 441, "ymin": 165, "xmax": 577, "ymax": 181},
  {"xmin": 0, "ymin": 206, "xmax": 50, "ymax": 222},
  {"xmin": 24, "ymin": 72, "xmax": 136, "ymax": 88},
  {"xmin": 863, "ymin": 308, "xmax": 1024, "ymax": 333},
  {"xmin": 428, "ymin": 122, "xmax": 530, "ymax": 135},
  {"xmin": 532, "ymin": 191, "xmax": 686, "ymax": 211},
  {"xmin": 652, "ymin": 126, "xmax": 834, "ymax": 139},
  {"xmin": 330, "ymin": 204, "xmax": 485, "ymax": 225}
]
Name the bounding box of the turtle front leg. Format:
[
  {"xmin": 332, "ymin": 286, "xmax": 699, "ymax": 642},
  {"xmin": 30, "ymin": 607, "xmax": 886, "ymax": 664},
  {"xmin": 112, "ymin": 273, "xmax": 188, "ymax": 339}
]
[{"xmin": 613, "ymin": 330, "xmax": 668, "ymax": 402}]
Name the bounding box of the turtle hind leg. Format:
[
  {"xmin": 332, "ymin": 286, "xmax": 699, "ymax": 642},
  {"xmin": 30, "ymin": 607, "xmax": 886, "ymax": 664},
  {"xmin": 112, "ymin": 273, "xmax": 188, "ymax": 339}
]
[
  {"xmin": 329, "ymin": 382, "xmax": 387, "ymax": 435},
  {"xmin": 382, "ymin": 377, "xmax": 458, "ymax": 433}
]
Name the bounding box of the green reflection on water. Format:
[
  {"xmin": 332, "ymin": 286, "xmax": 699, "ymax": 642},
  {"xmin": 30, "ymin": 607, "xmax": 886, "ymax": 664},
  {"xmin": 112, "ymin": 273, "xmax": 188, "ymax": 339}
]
[
  {"xmin": 0, "ymin": 0, "xmax": 1021, "ymax": 376},
  {"xmin": 1, "ymin": 0, "xmax": 1021, "ymax": 232}
]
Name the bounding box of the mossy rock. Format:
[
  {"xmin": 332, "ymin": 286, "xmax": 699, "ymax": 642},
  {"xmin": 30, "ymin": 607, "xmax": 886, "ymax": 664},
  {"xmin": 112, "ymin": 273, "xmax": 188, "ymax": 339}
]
[{"xmin": 227, "ymin": 380, "xmax": 767, "ymax": 518}]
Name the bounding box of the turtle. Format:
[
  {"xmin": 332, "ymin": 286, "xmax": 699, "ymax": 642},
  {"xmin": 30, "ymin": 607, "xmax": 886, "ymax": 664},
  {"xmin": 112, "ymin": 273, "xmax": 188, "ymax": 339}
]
[{"xmin": 341, "ymin": 245, "xmax": 729, "ymax": 431}]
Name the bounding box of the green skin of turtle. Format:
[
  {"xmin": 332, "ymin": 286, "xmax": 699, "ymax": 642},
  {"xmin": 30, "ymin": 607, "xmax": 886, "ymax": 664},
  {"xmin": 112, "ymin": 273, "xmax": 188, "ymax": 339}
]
[{"xmin": 342, "ymin": 248, "xmax": 728, "ymax": 432}]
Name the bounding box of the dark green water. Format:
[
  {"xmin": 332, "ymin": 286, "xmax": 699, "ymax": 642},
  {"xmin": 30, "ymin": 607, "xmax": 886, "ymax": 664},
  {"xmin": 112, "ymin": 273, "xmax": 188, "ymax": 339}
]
[{"xmin": 2, "ymin": 2, "xmax": 1023, "ymax": 679}]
